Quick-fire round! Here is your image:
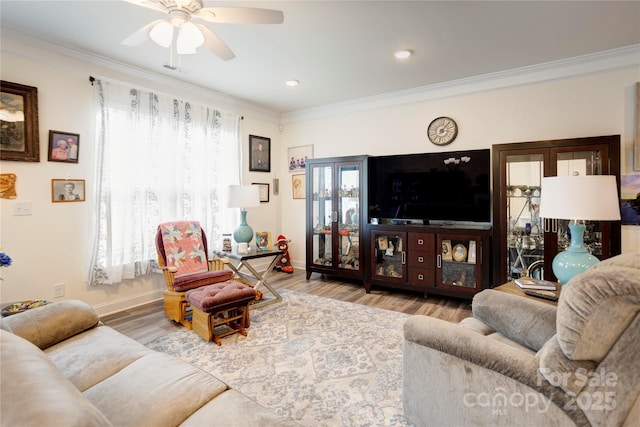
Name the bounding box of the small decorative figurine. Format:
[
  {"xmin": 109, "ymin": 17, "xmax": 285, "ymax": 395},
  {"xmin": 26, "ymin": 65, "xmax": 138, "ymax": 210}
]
[{"xmin": 274, "ymin": 234, "xmax": 294, "ymax": 274}]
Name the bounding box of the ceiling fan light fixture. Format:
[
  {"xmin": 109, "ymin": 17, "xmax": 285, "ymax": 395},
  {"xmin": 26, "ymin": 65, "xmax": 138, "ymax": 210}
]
[
  {"xmin": 394, "ymin": 49, "xmax": 413, "ymax": 59},
  {"xmin": 176, "ymin": 21, "xmax": 204, "ymax": 54},
  {"xmin": 149, "ymin": 21, "xmax": 174, "ymax": 48}
]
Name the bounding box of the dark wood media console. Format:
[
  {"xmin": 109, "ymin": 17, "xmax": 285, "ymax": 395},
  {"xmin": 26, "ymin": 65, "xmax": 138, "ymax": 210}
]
[{"xmin": 365, "ymin": 223, "xmax": 491, "ymax": 299}]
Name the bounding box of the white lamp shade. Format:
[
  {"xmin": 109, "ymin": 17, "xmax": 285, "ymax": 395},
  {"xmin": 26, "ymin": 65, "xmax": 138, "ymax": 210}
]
[
  {"xmin": 149, "ymin": 21, "xmax": 174, "ymax": 48},
  {"xmin": 227, "ymin": 185, "xmax": 260, "ymax": 208},
  {"xmin": 176, "ymin": 22, "xmax": 204, "ymax": 54},
  {"xmin": 539, "ymin": 175, "xmax": 621, "ymax": 221}
]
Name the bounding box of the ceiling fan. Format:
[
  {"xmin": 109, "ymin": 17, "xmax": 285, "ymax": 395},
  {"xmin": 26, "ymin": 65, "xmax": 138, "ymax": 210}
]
[{"xmin": 122, "ymin": 0, "xmax": 284, "ymax": 61}]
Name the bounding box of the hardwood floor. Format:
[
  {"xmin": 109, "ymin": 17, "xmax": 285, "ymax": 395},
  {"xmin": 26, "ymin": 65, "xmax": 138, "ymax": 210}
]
[{"xmin": 101, "ymin": 270, "xmax": 472, "ymax": 344}]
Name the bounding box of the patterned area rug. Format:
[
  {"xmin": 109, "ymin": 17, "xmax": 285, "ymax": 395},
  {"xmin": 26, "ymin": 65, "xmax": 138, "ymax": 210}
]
[{"xmin": 145, "ymin": 289, "xmax": 412, "ymax": 427}]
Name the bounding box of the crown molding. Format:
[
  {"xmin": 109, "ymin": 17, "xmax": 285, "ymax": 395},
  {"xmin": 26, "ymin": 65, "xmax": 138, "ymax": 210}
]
[
  {"xmin": 1, "ymin": 28, "xmax": 281, "ymax": 124},
  {"xmin": 281, "ymin": 44, "xmax": 640, "ymax": 125}
]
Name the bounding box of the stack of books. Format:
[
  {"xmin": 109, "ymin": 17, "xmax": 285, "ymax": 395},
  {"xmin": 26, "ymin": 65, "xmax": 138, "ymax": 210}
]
[{"xmin": 514, "ymin": 277, "xmax": 557, "ymax": 290}]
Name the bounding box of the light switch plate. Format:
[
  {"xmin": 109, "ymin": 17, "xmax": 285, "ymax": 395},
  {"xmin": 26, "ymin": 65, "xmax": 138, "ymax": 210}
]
[{"xmin": 12, "ymin": 201, "xmax": 32, "ymax": 216}]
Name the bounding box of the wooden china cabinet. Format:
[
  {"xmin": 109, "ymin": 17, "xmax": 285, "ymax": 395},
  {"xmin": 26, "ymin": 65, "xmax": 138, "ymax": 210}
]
[
  {"xmin": 305, "ymin": 156, "xmax": 367, "ymax": 281},
  {"xmin": 491, "ymin": 135, "xmax": 621, "ymax": 285}
]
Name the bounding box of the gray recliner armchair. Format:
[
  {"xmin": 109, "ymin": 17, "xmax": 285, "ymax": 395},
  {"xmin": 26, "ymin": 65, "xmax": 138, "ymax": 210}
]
[{"xmin": 403, "ymin": 252, "xmax": 640, "ymax": 427}]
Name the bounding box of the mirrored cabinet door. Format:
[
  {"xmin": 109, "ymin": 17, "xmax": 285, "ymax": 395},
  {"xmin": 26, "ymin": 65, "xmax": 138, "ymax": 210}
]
[
  {"xmin": 306, "ymin": 156, "xmax": 366, "ymax": 281},
  {"xmin": 337, "ymin": 163, "xmax": 360, "ymax": 270},
  {"xmin": 310, "ymin": 163, "xmax": 333, "ymax": 268},
  {"xmin": 504, "ymin": 153, "xmax": 545, "ymax": 280}
]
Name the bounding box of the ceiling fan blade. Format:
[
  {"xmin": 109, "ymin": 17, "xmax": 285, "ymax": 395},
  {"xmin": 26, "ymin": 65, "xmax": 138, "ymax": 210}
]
[
  {"xmin": 122, "ymin": 19, "xmax": 165, "ymax": 46},
  {"xmin": 195, "ymin": 24, "xmax": 235, "ymax": 61},
  {"xmin": 194, "ymin": 7, "xmax": 284, "ymax": 24},
  {"xmin": 122, "ymin": 0, "xmax": 168, "ymax": 14}
]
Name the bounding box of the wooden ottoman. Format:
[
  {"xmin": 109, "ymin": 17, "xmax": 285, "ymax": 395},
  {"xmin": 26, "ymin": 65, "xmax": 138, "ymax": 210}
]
[{"xmin": 185, "ymin": 281, "xmax": 257, "ymax": 345}]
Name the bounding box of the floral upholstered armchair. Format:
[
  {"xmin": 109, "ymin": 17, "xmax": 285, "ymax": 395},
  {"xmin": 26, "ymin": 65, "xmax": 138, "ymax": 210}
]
[{"xmin": 155, "ymin": 221, "xmax": 234, "ymax": 329}]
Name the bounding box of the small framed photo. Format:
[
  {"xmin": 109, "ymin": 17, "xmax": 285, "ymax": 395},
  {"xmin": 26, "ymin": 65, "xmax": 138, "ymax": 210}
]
[
  {"xmin": 292, "ymin": 174, "xmax": 306, "ymax": 199},
  {"xmin": 249, "ymin": 135, "xmax": 270, "ymax": 172},
  {"xmin": 441, "ymin": 240, "xmax": 452, "ymax": 260},
  {"xmin": 48, "ymin": 130, "xmax": 79, "ymax": 163},
  {"xmin": 252, "ymin": 182, "xmax": 270, "ymax": 203},
  {"xmin": 52, "ymin": 179, "xmax": 85, "ymax": 202},
  {"xmin": 452, "ymin": 243, "xmax": 468, "ymax": 262},
  {"xmin": 255, "ymin": 231, "xmax": 272, "ymax": 251},
  {"xmin": 288, "ymin": 144, "xmax": 313, "ymax": 172},
  {"xmin": 468, "ymin": 241, "xmax": 477, "ymax": 264}
]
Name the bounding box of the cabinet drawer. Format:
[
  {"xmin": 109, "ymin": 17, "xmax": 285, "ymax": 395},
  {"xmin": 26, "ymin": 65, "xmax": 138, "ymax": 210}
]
[
  {"xmin": 408, "ymin": 233, "xmax": 434, "ymax": 251},
  {"xmin": 408, "ymin": 267, "xmax": 435, "ymax": 287},
  {"xmin": 408, "ymin": 250, "xmax": 434, "ymax": 268}
]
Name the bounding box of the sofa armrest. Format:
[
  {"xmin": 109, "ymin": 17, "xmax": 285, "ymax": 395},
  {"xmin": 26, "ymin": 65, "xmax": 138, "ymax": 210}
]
[
  {"xmin": 0, "ymin": 299, "xmax": 100, "ymax": 350},
  {"xmin": 404, "ymin": 315, "xmax": 540, "ymax": 388},
  {"xmin": 472, "ymin": 289, "xmax": 557, "ymax": 351}
]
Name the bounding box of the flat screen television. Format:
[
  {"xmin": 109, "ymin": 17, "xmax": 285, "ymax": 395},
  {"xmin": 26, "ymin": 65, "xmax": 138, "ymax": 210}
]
[{"xmin": 368, "ymin": 149, "xmax": 491, "ymax": 225}]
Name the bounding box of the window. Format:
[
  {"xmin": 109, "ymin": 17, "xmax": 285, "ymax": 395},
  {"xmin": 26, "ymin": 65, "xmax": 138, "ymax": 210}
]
[{"xmin": 89, "ymin": 79, "xmax": 241, "ymax": 285}]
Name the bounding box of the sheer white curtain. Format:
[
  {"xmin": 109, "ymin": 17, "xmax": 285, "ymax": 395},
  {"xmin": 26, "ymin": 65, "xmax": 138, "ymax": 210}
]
[{"xmin": 89, "ymin": 78, "xmax": 241, "ymax": 285}]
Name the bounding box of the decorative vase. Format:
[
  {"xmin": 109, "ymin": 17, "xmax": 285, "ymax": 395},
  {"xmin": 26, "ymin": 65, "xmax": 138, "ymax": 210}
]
[{"xmin": 233, "ymin": 209, "xmax": 254, "ymax": 252}]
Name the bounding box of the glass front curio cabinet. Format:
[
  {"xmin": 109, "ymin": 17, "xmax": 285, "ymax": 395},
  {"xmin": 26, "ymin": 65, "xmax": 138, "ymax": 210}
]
[
  {"xmin": 305, "ymin": 156, "xmax": 367, "ymax": 281},
  {"xmin": 492, "ymin": 135, "xmax": 621, "ymax": 285}
]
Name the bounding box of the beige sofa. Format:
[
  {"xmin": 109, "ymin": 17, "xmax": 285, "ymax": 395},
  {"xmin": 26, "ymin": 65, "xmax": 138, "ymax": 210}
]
[
  {"xmin": 403, "ymin": 251, "xmax": 640, "ymax": 427},
  {"xmin": 0, "ymin": 299, "xmax": 298, "ymax": 427}
]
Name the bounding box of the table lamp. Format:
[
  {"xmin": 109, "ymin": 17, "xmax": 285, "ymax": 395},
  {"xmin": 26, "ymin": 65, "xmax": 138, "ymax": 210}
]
[
  {"xmin": 539, "ymin": 175, "xmax": 620, "ymax": 287},
  {"xmin": 227, "ymin": 185, "xmax": 260, "ymax": 253}
]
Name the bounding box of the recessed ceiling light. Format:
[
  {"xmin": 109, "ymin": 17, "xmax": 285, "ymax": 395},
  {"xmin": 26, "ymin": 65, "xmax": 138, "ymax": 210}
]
[
  {"xmin": 285, "ymin": 80, "xmax": 299, "ymax": 87},
  {"xmin": 394, "ymin": 49, "xmax": 413, "ymax": 59}
]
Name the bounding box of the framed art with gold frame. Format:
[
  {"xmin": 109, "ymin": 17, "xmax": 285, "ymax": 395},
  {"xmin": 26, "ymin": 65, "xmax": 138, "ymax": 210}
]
[
  {"xmin": 52, "ymin": 179, "xmax": 85, "ymax": 203},
  {"xmin": 452, "ymin": 243, "xmax": 467, "ymax": 262},
  {"xmin": 292, "ymin": 174, "xmax": 306, "ymax": 199},
  {"xmin": 0, "ymin": 81, "xmax": 40, "ymax": 162}
]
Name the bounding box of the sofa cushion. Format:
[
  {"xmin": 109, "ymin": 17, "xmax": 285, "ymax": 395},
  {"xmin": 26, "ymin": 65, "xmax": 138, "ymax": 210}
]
[
  {"xmin": 173, "ymin": 269, "xmax": 234, "ymax": 292},
  {"xmin": 0, "ymin": 299, "xmax": 99, "ymax": 350},
  {"xmin": 537, "ymin": 335, "xmax": 597, "ymax": 395},
  {"xmin": 0, "ymin": 330, "xmax": 112, "ymax": 427},
  {"xmin": 181, "ymin": 389, "xmax": 301, "ymax": 427},
  {"xmin": 472, "ymin": 289, "xmax": 557, "ymax": 351},
  {"xmin": 84, "ymin": 352, "xmax": 228, "ymax": 427},
  {"xmin": 556, "ymin": 252, "xmax": 640, "ymax": 362},
  {"xmin": 45, "ymin": 325, "xmax": 152, "ymax": 391}
]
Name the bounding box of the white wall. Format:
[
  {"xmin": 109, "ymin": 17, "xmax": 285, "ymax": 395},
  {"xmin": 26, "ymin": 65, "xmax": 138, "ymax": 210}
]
[{"xmin": 2, "ymin": 34, "xmax": 638, "ymax": 314}]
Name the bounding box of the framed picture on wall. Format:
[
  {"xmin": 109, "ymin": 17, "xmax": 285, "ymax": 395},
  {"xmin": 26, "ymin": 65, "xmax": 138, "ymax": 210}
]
[
  {"xmin": 288, "ymin": 144, "xmax": 313, "ymax": 172},
  {"xmin": 249, "ymin": 135, "xmax": 270, "ymax": 172},
  {"xmin": 52, "ymin": 179, "xmax": 85, "ymax": 202},
  {"xmin": 292, "ymin": 174, "xmax": 306, "ymax": 199},
  {"xmin": 48, "ymin": 130, "xmax": 80, "ymax": 163},
  {"xmin": 0, "ymin": 80, "xmax": 40, "ymax": 162},
  {"xmin": 252, "ymin": 182, "xmax": 270, "ymax": 202}
]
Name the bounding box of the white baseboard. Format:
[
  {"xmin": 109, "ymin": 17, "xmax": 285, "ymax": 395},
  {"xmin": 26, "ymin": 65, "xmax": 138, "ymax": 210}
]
[{"xmin": 93, "ymin": 290, "xmax": 163, "ymax": 317}]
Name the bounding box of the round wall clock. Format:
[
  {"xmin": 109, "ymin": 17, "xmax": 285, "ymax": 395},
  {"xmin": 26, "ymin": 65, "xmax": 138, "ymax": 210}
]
[{"xmin": 428, "ymin": 116, "xmax": 458, "ymax": 146}]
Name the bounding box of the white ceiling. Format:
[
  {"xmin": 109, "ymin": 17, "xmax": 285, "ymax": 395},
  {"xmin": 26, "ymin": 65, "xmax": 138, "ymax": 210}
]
[{"xmin": 2, "ymin": 1, "xmax": 640, "ymax": 114}]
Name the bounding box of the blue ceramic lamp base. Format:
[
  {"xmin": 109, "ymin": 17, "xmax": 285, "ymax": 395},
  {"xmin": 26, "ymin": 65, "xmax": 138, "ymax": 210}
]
[
  {"xmin": 552, "ymin": 222, "xmax": 599, "ymax": 288},
  {"xmin": 233, "ymin": 209, "xmax": 254, "ymax": 253}
]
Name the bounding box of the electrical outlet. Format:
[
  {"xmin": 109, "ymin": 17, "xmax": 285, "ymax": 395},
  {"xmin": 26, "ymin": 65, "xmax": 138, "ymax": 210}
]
[{"xmin": 53, "ymin": 283, "xmax": 65, "ymax": 298}]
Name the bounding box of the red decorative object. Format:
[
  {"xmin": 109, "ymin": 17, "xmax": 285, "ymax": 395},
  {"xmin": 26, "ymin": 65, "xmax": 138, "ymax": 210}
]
[{"xmin": 274, "ymin": 234, "xmax": 294, "ymax": 274}]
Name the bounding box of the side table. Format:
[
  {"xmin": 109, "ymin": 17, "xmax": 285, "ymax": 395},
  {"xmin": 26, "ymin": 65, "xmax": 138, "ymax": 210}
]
[
  {"xmin": 214, "ymin": 247, "xmax": 284, "ymax": 308},
  {"xmin": 493, "ymin": 280, "xmax": 560, "ymax": 306}
]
